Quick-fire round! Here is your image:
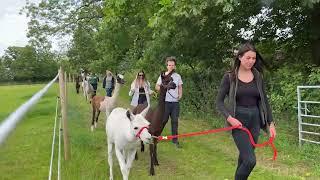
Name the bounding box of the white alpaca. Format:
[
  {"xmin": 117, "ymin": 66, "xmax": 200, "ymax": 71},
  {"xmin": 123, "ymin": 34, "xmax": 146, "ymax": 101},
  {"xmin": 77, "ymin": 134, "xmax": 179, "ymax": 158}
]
[
  {"xmin": 90, "ymin": 74, "xmax": 125, "ymax": 131},
  {"xmin": 80, "ymin": 72, "xmax": 93, "ymax": 101},
  {"xmin": 106, "ymin": 106, "xmax": 151, "ymax": 180},
  {"xmin": 83, "ymin": 79, "xmax": 94, "ymax": 101},
  {"xmin": 81, "ymin": 72, "xmax": 86, "ymax": 97}
]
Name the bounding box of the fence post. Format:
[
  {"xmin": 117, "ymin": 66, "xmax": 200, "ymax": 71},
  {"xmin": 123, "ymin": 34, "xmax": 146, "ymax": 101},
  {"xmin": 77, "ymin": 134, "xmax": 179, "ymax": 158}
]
[
  {"xmin": 59, "ymin": 67, "xmax": 70, "ymax": 160},
  {"xmin": 64, "ymin": 71, "xmax": 67, "ymax": 82},
  {"xmin": 64, "ymin": 71, "xmax": 68, "ymax": 106}
]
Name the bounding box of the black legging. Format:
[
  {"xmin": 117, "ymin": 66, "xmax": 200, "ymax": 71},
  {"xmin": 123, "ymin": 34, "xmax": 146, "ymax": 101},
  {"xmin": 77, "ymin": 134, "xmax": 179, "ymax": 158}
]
[{"xmin": 232, "ymin": 106, "xmax": 261, "ymax": 180}]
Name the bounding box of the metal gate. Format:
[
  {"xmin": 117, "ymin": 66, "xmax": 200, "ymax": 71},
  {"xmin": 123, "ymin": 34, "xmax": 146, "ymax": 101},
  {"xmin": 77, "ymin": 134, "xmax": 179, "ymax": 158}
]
[{"xmin": 297, "ymin": 85, "xmax": 320, "ymax": 146}]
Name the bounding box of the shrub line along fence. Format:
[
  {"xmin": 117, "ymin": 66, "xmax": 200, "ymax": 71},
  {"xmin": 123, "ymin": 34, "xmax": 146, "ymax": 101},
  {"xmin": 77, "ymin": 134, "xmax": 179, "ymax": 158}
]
[{"xmin": 0, "ymin": 66, "xmax": 71, "ymax": 179}]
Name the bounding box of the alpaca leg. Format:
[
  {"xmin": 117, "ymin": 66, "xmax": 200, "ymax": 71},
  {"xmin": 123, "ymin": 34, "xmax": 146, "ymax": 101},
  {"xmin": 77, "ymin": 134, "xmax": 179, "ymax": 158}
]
[
  {"xmin": 86, "ymin": 92, "xmax": 89, "ymax": 102},
  {"xmin": 115, "ymin": 148, "xmax": 129, "ymax": 180},
  {"xmin": 149, "ymin": 144, "xmax": 155, "ymax": 176},
  {"xmin": 134, "ymin": 152, "xmax": 138, "ymax": 160},
  {"xmin": 125, "ymin": 149, "xmax": 137, "ymax": 177},
  {"xmin": 84, "ymin": 89, "xmax": 87, "ymax": 99},
  {"xmin": 107, "ymin": 141, "xmax": 114, "ymax": 180},
  {"xmin": 82, "ymin": 83, "xmax": 85, "ymax": 96},
  {"xmin": 95, "ymin": 110, "xmax": 100, "ymax": 128},
  {"xmin": 141, "ymin": 141, "xmax": 145, "ymax": 152},
  {"xmin": 91, "ymin": 109, "xmax": 95, "ymax": 132},
  {"xmin": 154, "ymin": 140, "xmax": 159, "ymax": 166}
]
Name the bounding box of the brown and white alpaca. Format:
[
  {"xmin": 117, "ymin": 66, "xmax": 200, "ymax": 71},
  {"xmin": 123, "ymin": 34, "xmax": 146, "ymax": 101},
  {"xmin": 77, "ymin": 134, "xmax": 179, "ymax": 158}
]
[{"xmin": 90, "ymin": 74, "xmax": 125, "ymax": 131}]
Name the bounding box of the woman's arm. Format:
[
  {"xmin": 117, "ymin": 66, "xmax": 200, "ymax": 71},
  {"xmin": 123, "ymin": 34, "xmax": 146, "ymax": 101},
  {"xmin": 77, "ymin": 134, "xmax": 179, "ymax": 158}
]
[
  {"xmin": 262, "ymin": 81, "xmax": 273, "ymax": 124},
  {"xmin": 146, "ymin": 81, "xmax": 154, "ymax": 94},
  {"xmin": 215, "ymin": 73, "xmax": 231, "ymax": 119},
  {"xmin": 129, "ymin": 81, "xmax": 136, "ymax": 96},
  {"xmin": 262, "ymin": 80, "xmax": 276, "ymax": 137}
]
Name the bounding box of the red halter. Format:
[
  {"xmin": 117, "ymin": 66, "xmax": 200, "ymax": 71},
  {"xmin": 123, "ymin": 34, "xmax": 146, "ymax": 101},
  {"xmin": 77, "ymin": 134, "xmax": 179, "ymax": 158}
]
[{"xmin": 135, "ymin": 126, "xmax": 149, "ymax": 139}]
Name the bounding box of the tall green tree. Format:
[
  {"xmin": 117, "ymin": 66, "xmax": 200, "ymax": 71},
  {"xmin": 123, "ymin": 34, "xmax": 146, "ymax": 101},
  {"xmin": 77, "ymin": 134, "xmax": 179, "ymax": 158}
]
[
  {"xmin": 67, "ymin": 24, "xmax": 99, "ymax": 72},
  {"xmin": 2, "ymin": 46, "xmax": 57, "ymax": 81},
  {"xmin": 23, "ymin": 0, "xmax": 103, "ymax": 49}
]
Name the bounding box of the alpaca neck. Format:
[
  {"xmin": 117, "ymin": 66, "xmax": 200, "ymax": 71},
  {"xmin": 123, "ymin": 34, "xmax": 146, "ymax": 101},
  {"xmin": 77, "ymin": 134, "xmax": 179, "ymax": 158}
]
[
  {"xmin": 105, "ymin": 83, "xmax": 121, "ymax": 115},
  {"xmin": 158, "ymin": 87, "xmax": 166, "ymax": 105},
  {"xmin": 150, "ymin": 87, "xmax": 166, "ymax": 135},
  {"xmin": 110, "ymin": 82, "xmax": 121, "ymax": 102}
]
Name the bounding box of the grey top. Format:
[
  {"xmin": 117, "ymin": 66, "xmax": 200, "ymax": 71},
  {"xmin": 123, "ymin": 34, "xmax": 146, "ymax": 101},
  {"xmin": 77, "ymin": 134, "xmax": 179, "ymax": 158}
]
[{"xmin": 156, "ymin": 72, "xmax": 183, "ymax": 102}]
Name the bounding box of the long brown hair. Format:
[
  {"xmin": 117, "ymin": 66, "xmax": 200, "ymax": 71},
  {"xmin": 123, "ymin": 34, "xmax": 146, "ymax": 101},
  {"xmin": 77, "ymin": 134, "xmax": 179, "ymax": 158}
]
[
  {"xmin": 136, "ymin": 70, "xmax": 147, "ymax": 80},
  {"xmin": 231, "ymin": 42, "xmax": 267, "ymax": 74},
  {"xmin": 134, "ymin": 70, "xmax": 148, "ymax": 88}
]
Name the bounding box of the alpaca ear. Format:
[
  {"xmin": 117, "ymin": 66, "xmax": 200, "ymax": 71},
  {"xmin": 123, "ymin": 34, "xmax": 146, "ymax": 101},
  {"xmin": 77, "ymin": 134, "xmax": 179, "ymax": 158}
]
[
  {"xmin": 126, "ymin": 109, "xmax": 134, "ymax": 121},
  {"xmin": 140, "ymin": 104, "xmax": 150, "ymax": 118}
]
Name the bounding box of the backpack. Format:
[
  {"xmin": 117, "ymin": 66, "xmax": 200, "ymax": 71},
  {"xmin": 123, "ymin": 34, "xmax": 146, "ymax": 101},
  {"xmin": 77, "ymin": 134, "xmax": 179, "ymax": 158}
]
[{"xmin": 89, "ymin": 76, "xmax": 98, "ymax": 84}]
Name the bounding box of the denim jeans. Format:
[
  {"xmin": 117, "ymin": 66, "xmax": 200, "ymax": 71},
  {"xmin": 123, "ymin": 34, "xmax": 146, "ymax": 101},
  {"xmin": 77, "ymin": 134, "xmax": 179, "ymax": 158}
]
[
  {"xmin": 106, "ymin": 88, "xmax": 113, "ymax": 97},
  {"xmin": 162, "ymin": 102, "xmax": 180, "ymax": 143}
]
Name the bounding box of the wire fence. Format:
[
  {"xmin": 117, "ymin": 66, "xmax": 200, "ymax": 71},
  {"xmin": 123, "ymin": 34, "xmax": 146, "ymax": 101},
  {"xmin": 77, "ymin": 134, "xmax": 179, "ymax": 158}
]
[{"xmin": 0, "ymin": 74, "xmax": 59, "ymax": 145}]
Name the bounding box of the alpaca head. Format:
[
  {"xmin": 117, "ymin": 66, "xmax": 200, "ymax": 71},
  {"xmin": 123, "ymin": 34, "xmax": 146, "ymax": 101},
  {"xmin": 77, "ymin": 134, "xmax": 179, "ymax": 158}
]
[
  {"xmin": 126, "ymin": 108, "xmax": 152, "ymax": 144},
  {"xmin": 116, "ymin": 74, "xmax": 125, "ymax": 84},
  {"xmin": 161, "ymin": 72, "xmax": 176, "ymax": 90}
]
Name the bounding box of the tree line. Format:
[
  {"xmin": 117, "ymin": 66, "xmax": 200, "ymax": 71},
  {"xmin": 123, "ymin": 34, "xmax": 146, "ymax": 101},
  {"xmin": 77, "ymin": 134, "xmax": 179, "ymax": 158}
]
[{"xmin": 1, "ymin": 0, "xmax": 319, "ymax": 119}]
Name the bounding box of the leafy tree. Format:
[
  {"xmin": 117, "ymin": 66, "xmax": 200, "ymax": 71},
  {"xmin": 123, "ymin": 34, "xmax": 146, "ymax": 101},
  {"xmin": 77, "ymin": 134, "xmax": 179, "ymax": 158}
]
[
  {"xmin": 2, "ymin": 46, "xmax": 57, "ymax": 82},
  {"xmin": 23, "ymin": 0, "xmax": 103, "ymax": 49}
]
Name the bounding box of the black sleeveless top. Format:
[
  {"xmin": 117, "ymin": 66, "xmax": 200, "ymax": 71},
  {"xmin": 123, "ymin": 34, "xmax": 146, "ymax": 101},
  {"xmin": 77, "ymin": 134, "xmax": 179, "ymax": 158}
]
[
  {"xmin": 236, "ymin": 78, "xmax": 260, "ymax": 107},
  {"xmin": 138, "ymin": 87, "xmax": 147, "ymax": 104}
]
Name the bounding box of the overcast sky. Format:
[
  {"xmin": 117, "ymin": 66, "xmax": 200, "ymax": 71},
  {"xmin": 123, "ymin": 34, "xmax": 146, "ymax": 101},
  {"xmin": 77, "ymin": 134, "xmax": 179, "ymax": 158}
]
[{"xmin": 0, "ymin": 0, "xmax": 40, "ymax": 55}]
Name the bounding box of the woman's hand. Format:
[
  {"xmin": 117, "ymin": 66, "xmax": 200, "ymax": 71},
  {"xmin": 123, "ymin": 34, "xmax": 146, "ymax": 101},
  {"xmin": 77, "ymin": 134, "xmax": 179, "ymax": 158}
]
[
  {"xmin": 227, "ymin": 116, "xmax": 243, "ymax": 127},
  {"xmin": 269, "ymin": 122, "xmax": 276, "ymax": 138},
  {"xmin": 152, "ymin": 91, "xmax": 158, "ymax": 99},
  {"xmin": 129, "ymin": 89, "xmax": 135, "ymax": 96}
]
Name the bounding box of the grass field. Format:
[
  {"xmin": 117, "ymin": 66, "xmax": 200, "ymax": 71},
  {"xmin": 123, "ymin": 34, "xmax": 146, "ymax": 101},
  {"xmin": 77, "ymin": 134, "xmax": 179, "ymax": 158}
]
[{"xmin": 0, "ymin": 81, "xmax": 320, "ymax": 179}]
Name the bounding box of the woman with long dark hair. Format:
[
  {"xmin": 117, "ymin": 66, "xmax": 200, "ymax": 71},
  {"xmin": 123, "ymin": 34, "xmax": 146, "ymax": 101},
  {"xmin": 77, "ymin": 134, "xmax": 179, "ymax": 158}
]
[
  {"xmin": 216, "ymin": 42, "xmax": 276, "ymax": 180},
  {"xmin": 129, "ymin": 70, "xmax": 153, "ymax": 109}
]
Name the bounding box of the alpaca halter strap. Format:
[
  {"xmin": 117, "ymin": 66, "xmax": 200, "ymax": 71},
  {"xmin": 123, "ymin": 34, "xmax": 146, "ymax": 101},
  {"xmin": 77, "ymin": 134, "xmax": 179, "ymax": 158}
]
[{"xmin": 135, "ymin": 126, "xmax": 149, "ymax": 139}]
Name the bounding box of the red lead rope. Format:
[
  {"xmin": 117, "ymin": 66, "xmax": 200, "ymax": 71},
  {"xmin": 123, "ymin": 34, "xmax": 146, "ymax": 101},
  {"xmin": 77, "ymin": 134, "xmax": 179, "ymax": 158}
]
[{"xmin": 156, "ymin": 125, "xmax": 277, "ymax": 160}]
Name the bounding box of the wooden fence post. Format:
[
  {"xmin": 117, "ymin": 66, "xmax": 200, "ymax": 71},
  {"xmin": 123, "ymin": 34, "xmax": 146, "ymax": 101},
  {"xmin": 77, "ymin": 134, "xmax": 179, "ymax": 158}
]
[{"xmin": 59, "ymin": 67, "xmax": 70, "ymax": 160}]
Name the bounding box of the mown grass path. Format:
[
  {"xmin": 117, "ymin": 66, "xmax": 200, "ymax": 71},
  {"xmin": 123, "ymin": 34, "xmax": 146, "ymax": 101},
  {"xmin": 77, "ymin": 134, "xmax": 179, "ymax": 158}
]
[{"xmin": 0, "ymin": 83, "xmax": 319, "ymax": 179}]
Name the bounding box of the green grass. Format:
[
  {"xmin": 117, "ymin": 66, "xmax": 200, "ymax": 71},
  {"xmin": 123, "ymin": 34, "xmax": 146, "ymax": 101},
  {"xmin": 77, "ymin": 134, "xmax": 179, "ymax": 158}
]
[
  {"xmin": 0, "ymin": 83, "xmax": 59, "ymax": 180},
  {"xmin": 0, "ymin": 81, "xmax": 320, "ymax": 179}
]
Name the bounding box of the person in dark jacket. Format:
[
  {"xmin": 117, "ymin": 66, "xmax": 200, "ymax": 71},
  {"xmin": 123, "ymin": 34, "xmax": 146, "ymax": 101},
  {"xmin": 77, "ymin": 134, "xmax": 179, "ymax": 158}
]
[
  {"xmin": 102, "ymin": 70, "xmax": 115, "ymax": 97},
  {"xmin": 88, "ymin": 73, "xmax": 99, "ymax": 95},
  {"xmin": 75, "ymin": 73, "xmax": 82, "ymax": 94},
  {"xmin": 216, "ymin": 42, "xmax": 276, "ymax": 180}
]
